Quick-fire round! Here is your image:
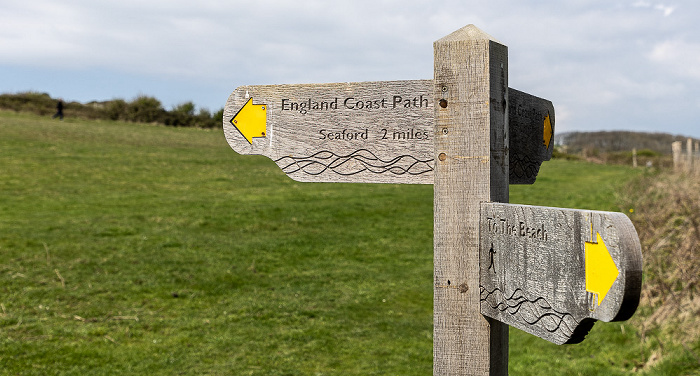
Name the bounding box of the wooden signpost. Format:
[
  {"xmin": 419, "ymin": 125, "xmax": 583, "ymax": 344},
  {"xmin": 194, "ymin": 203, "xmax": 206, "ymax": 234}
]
[{"xmin": 223, "ymin": 24, "xmax": 642, "ymax": 376}]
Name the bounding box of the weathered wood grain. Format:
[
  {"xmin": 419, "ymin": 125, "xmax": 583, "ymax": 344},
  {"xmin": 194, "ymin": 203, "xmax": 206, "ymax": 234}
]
[
  {"xmin": 433, "ymin": 24, "xmax": 509, "ymax": 376},
  {"xmin": 223, "ymin": 82, "xmax": 554, "ymax": 184},
  {"xmin": 479, "ymin": 203, "xmax": 643, "ymax": 345}
]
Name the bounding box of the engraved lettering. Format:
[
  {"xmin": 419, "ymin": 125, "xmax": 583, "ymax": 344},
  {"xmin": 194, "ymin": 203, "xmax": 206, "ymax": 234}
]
[
  {"xmin": 282, "ymin": 98, "xmax": 339, "ymax": 114},
  {"xmin": 487, "ymin": 216, "xmax": 548, "ymax": 241}
]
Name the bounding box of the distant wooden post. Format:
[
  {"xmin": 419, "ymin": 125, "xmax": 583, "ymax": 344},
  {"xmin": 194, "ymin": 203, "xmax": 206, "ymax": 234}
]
[
  {"xmin": 433, "ymin": 25, "xmax": 509, "ymax": 376},
  {"xmin": 632, "ymin": 148, "xmax": 638, "ymax": 168},
  {"xmin": 672, "ymin": 141, "xmax": 682, "ymax": 172},
  {"xmin": 687, "ymin": 138, "xmax": 693, "ymax": 173},
  {"xmin": 696, "ymin": 142, "xmax": 700, "ymax": 174}
]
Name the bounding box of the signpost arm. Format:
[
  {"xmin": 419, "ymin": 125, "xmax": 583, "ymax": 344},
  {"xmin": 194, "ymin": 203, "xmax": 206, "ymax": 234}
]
[{"xmin": 433, "ymin": 25, "xmax": 509, "ymax": 375}]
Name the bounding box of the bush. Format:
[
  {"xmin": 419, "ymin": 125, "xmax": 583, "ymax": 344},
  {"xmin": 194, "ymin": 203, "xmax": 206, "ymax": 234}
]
[
  {"xmin": 195, "ymin": 108, "xmax": 224, "ymax": 128},
  {"xmin": 126, "ymin": 96, "xmax": 166, "ymax": 123},
  {"xmin": 620, "ymin": 172, "xmax": 700, "ymax": 360},
  {"xmin": 213, "ymin": 108, "xmax": 224, "ymax": 123},
  {"xmin": 551, "ymin": 147, "xmax": 581, "ymax": 161},
  {"xmin": 0, "ymin": 92, "xmax": 55, "ymax": 115},
  {"xmin": 104, "ymin": 99, "xmax": 128, "ymax": 120},
  {"xmin": 165, "ymin": 102, "xmax": 197, "ymax": 127},
  {"xmin": 637, "ymin": 149, "xmax": 659, "ymax": 157},
  {"xmin": 174, "ymin": 102, "xmax": 195, "ymax": 116}
]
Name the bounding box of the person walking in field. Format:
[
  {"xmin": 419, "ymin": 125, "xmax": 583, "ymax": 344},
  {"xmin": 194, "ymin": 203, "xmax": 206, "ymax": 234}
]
[{"xmin": 52, "ymin": 99, "xmax": 64, "ymax": 120}]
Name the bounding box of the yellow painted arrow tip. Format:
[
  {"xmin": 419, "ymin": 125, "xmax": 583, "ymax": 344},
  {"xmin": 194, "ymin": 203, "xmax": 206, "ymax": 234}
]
[
  {"xmin": 585, "ymin": 232, "xmax": 620, "ymax": 306},
  {"xmin": 231, "ymin": 97, "xmax": 267, "ymax": 144},
  {"xmin": 543, "ymin": 113, "xmax": 553, "ymax": 150}
]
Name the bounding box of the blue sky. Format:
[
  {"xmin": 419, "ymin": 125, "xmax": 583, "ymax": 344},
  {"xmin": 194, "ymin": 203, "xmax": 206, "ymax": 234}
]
[{"xmin": 1, "ymin": 0, "xmax": 699, "ymax": 138}]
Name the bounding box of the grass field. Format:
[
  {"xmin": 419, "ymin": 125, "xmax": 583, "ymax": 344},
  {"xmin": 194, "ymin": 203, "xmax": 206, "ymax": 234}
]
[{"xmin": 0, "ymin": 111, "xmax": 694, "ymax": 375}]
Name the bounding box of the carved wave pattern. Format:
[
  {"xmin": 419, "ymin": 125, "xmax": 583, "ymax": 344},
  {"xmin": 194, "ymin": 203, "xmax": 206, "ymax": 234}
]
[
  {"xmin": 509, "ymin": 153, "xmax": 541, "ymax": 180},
  {"xmin": 480, "ymin": 286, "xmax": 577, "ymax": 338},
  {"xmin": 275, "ymin": 149, "xmax": 434, "ymax": 177}
]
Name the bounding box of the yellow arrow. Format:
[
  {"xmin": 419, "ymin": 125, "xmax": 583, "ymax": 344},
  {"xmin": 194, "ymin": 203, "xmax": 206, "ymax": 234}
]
[
  {"xmin": 231, "ymin": 98, "xmax": 266, "ymax": 144},
  {"xmin": 585, "ymin": 232, "xmax": 619, "ymax": 306},
  {"xmin": 543, "ymin": 112, "xmax": 553, "ymax": 150}
]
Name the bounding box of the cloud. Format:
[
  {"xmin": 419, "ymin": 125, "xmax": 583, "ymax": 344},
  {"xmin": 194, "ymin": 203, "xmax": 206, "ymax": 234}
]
[
  {"xmin": 632, "ymin": 1, "xmax": 675, "ymax": 16},
  {"xmin": 1, "ymin": 0, "xmax": 700, "ymax": 137},
  {"xmin": 649, "ymin": 39, "xmax": 700, "ymax": 80},
  {"xmin": 655, "ymin": 4, "xmax": 676, "ymax": 16}
]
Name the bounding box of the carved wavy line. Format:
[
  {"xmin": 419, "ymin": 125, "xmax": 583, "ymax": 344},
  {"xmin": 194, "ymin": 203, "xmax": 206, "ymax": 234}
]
[
  {"xmin": 480, "ymin": 286, "xmax": 562, "ymax": 316},
  {"xmin": 481, "ymin": 287, "xmax": 574, "ymax": 335},
  {"xmin": 274, "ymin": 149, "xmax": 434, "ymax": 177},
  {"xmin": 277, "ymin": 159, "xmax": 434, "ymax": 176},
  {"xmin": 480, "ymin": 286, "xmax": 576, "ymax": 335},
  {"xmin": 276, "ymin": 149, "xmax": 434, "ymax": 165},
  {"xmin": 510, "ymin": 154, "xmax": 541, "ymax": 179}
]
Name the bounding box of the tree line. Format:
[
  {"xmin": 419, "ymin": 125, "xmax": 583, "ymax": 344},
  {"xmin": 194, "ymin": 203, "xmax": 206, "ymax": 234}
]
[
  {"xmin": 556, "ymin": 130, "xmax": 697, "ymax": 155},
  {"xmin": 0, "ymin": 91, "xmax": 224, "ymax": 128}
]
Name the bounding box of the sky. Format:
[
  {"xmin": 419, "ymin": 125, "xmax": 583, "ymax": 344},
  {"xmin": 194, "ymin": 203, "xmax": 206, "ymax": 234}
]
[{"xmin": 1, "ymin": 0, "xmax": 699, "ymax": 138}]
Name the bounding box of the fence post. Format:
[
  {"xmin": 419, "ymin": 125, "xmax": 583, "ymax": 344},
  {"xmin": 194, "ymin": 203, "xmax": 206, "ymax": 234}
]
[
  {"xmin": 433, "ymin": 24, "xmax": 509, "ymax": 376},
  {"xmin": 695, "ymin": 141, "xmax": 699, "ymax": 175},
  {"xmin": 687, "ymin": 138, "xmax": 693, "ymax": 173},
  {"xmin": 672, "ymin": 141, "xmax": 682, "ymax": 172}
]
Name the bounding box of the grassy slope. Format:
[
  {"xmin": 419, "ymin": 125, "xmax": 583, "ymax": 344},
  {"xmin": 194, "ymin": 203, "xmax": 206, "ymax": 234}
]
[{"xmin": 1, "ymin": 111, "xmax": 690, "ymax": 375}]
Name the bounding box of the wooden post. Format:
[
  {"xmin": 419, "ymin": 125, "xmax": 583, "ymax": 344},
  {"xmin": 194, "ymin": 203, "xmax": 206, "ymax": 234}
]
[
  {"xmin": 632, "ymin": 148, "xmax": 638, "ymax": 168},
  {"xmin": 433, "ymin": 25, "xmax": 509, "ymax": 375},
  {"xmin": 687, "ymin": 138, "xmax": 693, "ymax": 173},
  {"xmin": 672, "ymin": 141, "xmax": 682, "ymax": 172},
  {"xmin": 696, "ymin": 142, "xmax": 700, "ymax": 175}
]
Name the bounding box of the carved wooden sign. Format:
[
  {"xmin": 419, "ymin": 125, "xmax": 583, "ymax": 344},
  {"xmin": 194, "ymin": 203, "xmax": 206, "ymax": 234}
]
[
  {"xmin": 223, "ymin": 80, "xmax": 434, "ymax": 184},
  {"xmin": 479, "ymin": 202, "xmax": 643, "ymax": 345},
  {"xmin": 223, "ymin": 81, "xmax": 554, "ymax": 184}
]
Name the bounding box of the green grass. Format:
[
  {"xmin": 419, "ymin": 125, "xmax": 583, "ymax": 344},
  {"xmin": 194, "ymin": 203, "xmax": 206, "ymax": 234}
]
[
  {"xmin": 510, "ymin": 159, "xmax": 637, "ymax": 211},
  {"xmin": 1, "ymin": 111, "xmax": 694, "ymax": 375}
]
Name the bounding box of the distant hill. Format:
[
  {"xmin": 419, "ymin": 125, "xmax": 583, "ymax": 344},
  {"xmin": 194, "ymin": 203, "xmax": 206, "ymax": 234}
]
[{"xmin": 555, "ymin": 131, "xmax": 697, "ymax": 155}]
